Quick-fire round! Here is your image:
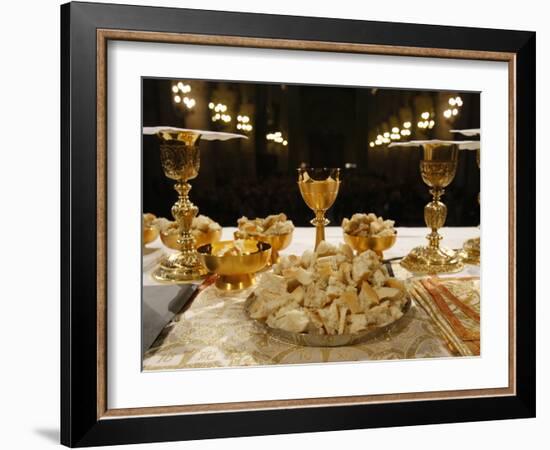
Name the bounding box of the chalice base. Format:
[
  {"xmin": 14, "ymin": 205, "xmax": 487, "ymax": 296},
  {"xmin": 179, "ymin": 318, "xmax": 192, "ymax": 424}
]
[
  {"xmin": 400, "ymin": 245, "xmax": 463, "ymax": 274},
  {"xmin": 215, "ymin": 273, "xmax": 256, "ymax": 291},
  {"xmin": 459, "ymin": 237, "xmax": 480, "ymax": 265},
  {"xmin": 153, "ymin": 252, "xmax": 207, "ymax": 283}
]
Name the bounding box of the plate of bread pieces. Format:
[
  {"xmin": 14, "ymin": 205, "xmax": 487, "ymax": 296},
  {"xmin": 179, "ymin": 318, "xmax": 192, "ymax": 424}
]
[{"xmin": 245, "ymin": 241, "xmax": 410, "ymax": 347}]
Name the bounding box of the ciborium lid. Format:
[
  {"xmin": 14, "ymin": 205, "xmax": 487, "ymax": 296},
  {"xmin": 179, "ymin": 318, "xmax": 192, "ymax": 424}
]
[
  {"xmin": 143, "ymin": 126, "xmax": 247, "ymax": 142},
  {"xmin": 388, "ymin": 139, "xmax": 480, "ymax": 150}
]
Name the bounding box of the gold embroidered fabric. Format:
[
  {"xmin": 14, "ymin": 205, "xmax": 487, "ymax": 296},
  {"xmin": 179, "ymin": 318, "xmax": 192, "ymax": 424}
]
[
  {"xmin": 142, "ymin": 279, "xmax": 473, "ymax": 370},
  {"xmin": 408, "ymin": 277, "xmax": 480, "ymax": 356}
]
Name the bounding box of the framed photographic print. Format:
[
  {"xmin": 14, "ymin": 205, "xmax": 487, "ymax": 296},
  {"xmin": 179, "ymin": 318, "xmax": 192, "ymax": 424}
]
[{"xmin": 61, "ymin": 1, "xmax": 536, "ymax": 447}]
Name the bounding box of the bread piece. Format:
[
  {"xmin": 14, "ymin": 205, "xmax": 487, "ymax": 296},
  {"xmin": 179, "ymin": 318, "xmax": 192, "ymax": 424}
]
[
  {"xmin": 338, "ymin": 243, "xmax": 354, "ymax": 261},
  {"xmin": 248, "ymin": 292, "xmax": 292, "ymax": 320},
  {"xmin": 304, "ymin": 284, "xmax": 330, "ymax": 309},
  {"xmin": 369, "ymin": 269, "xmax": 388, "ymax": 288},
  {"xmin": 318, "ymin": 302, "xmax": 340, "ymax": 335},
  {"xmin": 300, "ymin": 249, "xmax": 315, "ymax": 268},
  {"xmin": 305, "ymin": 309, "xmax": 325, "ymax": 334},
  {"xmin": 375, "ymin": 286, "xmax": 401, "ymax": 301},
  {"xmin": 347, "ymin": 313, "xmax": 368, "ymax": 334},
  {"xmin": 359, "ymin": 281, "xmax": 380, "ymax": 308},
  {"xmin": 256, "ymin": 273, "xmax": 287, "ymax": 296},
  {"xmin": 315, "ymin": 241, "xmax": 338, "ymax": 257},
  {"xmin": 326, "ymin": 277, "xmax": 346, "ymax": 300},
  {"xmin": 385, "ymin": 278, "xmax": 405, "ymax": 292},
  {"xmin": 266, "ymin": 308, "xmax": 310, "ymax": 333},
  {"xmin": 352, "ymin": 250, "xmax": 380, "ymax": 283},
  {"xmin": 339, "ymin": 290, "xmax": 362, "ymax": 314},
  {"xmin": 368, "ymin": 301, "xmax": 392, "ymax": 326},
  {"xmin": 289, "ymin": 285, "xmax": 305, "ymax": 304},
  {"xmin": 338, "ymin": 305, "xmax": 349, "ymax": 335}
]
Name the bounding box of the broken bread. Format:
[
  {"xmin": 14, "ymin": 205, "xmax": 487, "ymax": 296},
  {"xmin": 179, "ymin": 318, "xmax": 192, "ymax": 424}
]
[{"xmin": 248, "ymin": 241, "xmax": 407, "ymax": 336}]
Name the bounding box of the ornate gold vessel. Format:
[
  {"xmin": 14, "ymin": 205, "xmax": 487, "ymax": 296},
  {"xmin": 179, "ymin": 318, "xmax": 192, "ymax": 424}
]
[
  {"xmin": 400, "ymin": 143, "xmax": 464, "ymax": 274},
  {"xmin": 197, "ymin": 240, "xmax": 272, "ymax": 291},
  {"xmin": 343, "ymin": 232, "xmax": 397, "ymax": 258},
  {"xmin": 460, "ymin": 147, "xmax": 480, "ymax": 265},
  {"xmin": 297, "ymin": 168, "xmax": 340, "ymax": 250},
  {"xmin": 234, "ymin": 230, "xmax": 293, "ymax": 265},
  {"xmin": 152, "ymin": 130, "xmax": 208, "ymax": 282}
]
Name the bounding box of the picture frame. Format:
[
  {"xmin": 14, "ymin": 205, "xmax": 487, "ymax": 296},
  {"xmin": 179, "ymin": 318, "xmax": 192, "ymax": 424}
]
[{"xmin": 61, "ymin": 1, "xmax": 535, "ymax": 447}]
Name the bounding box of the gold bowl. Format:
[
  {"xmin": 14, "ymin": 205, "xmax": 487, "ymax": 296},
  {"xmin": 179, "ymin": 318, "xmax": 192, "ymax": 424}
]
[
  {"xmin": 343, "ymin": 232, "xmax": 397, "ymax": 258},
  {"xmin": 234, "ymin": 230, "xmax": 293, "ymax": 265},
  {"xmin": 197, "ymin": 240, "xmax": 272, "ymax": 291},
  {"xmin": 161, "ymin": 228, "xmax": 222, "ymax": 250},
  {"xmin": 143, "ymin": 226, "xmax": 159, "ymax": 245}
]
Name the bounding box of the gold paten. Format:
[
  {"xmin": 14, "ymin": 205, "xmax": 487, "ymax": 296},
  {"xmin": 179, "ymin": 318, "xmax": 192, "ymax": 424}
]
[
  {"xmin": 343, "ymin": 232, "xmax": 397, "ymax": 258},
  {"xmin": 244, "ymin": 293, "xmax": 411, "ymax": 347},
  {"xmin": 400, "ymin": 143, "xmax": 464, "ymax": 274},
  {"xmin": 152, "ymin": 130, "xmax": 208, "ymax": 283},
  {"xmin": 297, "ymin": 168, "xmax": 340, "ymax": 250},
  {"xmin": 197, "ymin": 240, "xmax": 272, "ymax": 291}
]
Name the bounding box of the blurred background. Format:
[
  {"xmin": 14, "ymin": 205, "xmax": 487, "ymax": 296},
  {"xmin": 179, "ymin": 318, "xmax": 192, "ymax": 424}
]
[{"xmin": 142, "ymin": 78, "xmax": 480, "ymax": 227}]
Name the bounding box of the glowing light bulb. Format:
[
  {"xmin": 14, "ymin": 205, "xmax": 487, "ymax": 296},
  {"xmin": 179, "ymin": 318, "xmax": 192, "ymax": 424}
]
[
  {"xmin": 174, "ymin": 95, "xmax": 181, "ymax": 103},
  {"xmin": 443, "ymin": 109, "xmax": 452, "ymax": 118},
  {"xmin": 404, "ymin": 121, "xmax": 411, "ymax": 128},
  {"xmin": 421, "ymin": 112, "xmax": 430, "ymax": 120},
  {"xmin": 449, "ymin": 98, "xmax": 456, "ymax": 106},
  {"xmin": 452, "ymin": 108, "xmax": 458, "ymax": 116}
]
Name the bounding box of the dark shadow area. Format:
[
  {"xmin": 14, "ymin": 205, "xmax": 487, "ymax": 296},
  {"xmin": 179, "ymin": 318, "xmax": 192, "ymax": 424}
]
[
  {"xmin": 143, "ymin": 78, "xmax": 480, "ymax": 227},
  {"xmin": 34, "ymin": 428, "xmax": 59, "ymax": 444}
]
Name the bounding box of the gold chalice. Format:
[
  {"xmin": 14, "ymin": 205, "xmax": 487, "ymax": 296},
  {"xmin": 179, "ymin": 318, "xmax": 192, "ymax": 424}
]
[
  {"xmin": 152, "ymin": 130, "xmax": 208, "ymax": 282},
  {"xmin": 400, "ymin": 143, "xmax": 463, "ymax": 274},
  {"xmin": 234, "ymin": 230, "xmax": 293, "ymax": 265},
  {"xmin": 460, "ymin": 147, "xmax": 480, "ymax": 265},
  {"xmin": 343, "ymin": 232, "xmax": 397, "ymax": 258},
  {"xmin": 297, "ymin": 168, "xmax": 341, "ymax": 250},
  {"xmin": 197, "ymin": 240, "xmax": 272, "ymax": 291}
]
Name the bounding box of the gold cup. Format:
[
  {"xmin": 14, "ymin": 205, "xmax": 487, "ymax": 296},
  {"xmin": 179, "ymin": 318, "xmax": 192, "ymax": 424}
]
[
  {"xmin": 297, "ymin": 168, "xmax": 340, "ymax": 250},
  {"xmin": 400, "ymin": 143, "xmax": 464, "ymax": 274},
  {"xmin": 152, "ymin": 130, "xmax": 208, "ymax": 283},
  {"xmin": 143, "ymin": 226, "xmax": 159, "ymax": 245},
  {"xmin": 460, "ymin": 147, "xmax": 480, "ymax": 265},
  {"xmin": 234, "ymin": 230, "xmax": 293, "ymax": 265},
  {"xmin": 343, "ymin": 232, "xmax": 397, "ymax": 258},
  {"xmin": 197, "ymin": 240, "xmax": 272, "ymax": 290}
]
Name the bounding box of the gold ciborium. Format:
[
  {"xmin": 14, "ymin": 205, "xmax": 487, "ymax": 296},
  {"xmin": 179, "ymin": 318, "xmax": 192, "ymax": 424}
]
[
  {"xmin": 197, "ymin": 240, "xmax": 272, "ymax": 291},
  {"xmin": 233, "ymin": 230, "xmax": 293, "ymax": 266},
  {"xmin": 400, "ymin": 143, "xmax": 464, "ymax": 274},
  {"xmin": 297, "ymin": 168, "xmax": 341, "ymax": 250},
  {"xmin": 152, "ymin": 130, "xmax": 208, "ymax": 282},
  {"xmin": 343, "ymin": 232, "xmax": 397, "ymax": 258},
  {"xmin": 460, "ymin": 147, "xmax": 480, "ymax": 264}
]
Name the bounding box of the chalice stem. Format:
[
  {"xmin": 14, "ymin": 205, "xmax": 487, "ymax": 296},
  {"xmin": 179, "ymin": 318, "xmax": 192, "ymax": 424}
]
[
  {"xmin": 425, "ymin": 188, "xmax": 447, "ymax": 250},
  {"xmin": 313, "ymin": 210, "xmax": 328, "ymax": 250},
  {"xmin": 172, "ymin": 181, "xmax": 199, "ymax": 266}
]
